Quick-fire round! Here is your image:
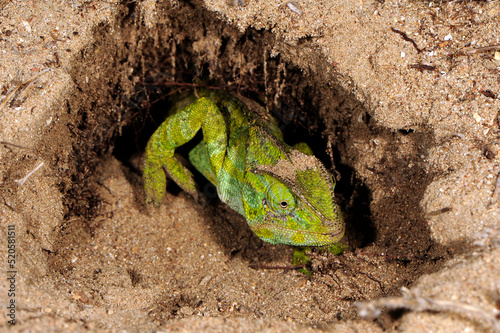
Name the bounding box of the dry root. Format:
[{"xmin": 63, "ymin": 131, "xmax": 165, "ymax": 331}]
[{"xmin": 356, "ymin": 287, "xmax": 500, "ymax": 333}]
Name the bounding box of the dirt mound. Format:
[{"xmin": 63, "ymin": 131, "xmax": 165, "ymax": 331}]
[{"xmin": 1, "ymin": 0, "xmax": 499, "ymax": 331}]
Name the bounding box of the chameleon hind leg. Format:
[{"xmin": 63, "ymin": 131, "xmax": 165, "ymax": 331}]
[
  {"xmin": 188, "ymin": 142, "xmax": 217, "ymax": 186},
  {"xmin": 143, "ymin": 97, "xmax": 227, "ymax": 204}
]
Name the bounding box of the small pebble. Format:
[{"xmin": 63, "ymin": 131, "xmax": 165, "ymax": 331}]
[
  {"xmin": 473, "ymin": 113, "xmax": 482, "ymax": 123},
  {"xmin": 22, "ymin": 21, "xmax": 31, "ymax": 33},
  {"xmin": 233, "ymin": 0, "xmax": 247, "ymax": 6},
  {"xmin": 286, "ymin": 1, "xmax": 302, "ymax": 15},
  {"xmin": 484, "ymin": 142, "xmax": 500, "ymax": 160},
  {"xmin": 180, "ymin": 306, "xmax": 195, "ymax": 316}
]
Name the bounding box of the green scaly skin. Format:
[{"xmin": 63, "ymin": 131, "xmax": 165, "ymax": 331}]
[{"xmin": 143, "ymin": 90, "xmax": 345, "ymax": 247}]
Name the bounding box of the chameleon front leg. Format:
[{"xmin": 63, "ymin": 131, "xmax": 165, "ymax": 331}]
[
  {"xmin": 292, "ymin": 142, "xmax": 314, "ymax": 155},
  {"xmin": 143, "ymin": 97, "xmax": 227, "ymax": 204}
]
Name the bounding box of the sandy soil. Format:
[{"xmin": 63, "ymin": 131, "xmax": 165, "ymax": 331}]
[{"xmin": 0, "ymin": 0, "xmax": 499, "ymax": 332}]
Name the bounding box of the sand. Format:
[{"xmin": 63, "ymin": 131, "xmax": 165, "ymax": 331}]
[{"xmin": 0, "ymin": 0, "xmax": 499, "ymax": 331}]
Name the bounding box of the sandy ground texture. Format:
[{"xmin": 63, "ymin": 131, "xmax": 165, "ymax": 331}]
[{"xmin": 0, "ymin": 0, "xmax": 499, "ymax": 332}]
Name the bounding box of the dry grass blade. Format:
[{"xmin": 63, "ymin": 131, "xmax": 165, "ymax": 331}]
[{"xmin": 14, "ymin": 162, "xmax": 44, "ymax": 186}]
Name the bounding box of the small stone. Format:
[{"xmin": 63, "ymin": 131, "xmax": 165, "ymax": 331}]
[
  {"xmin": 179, "ymin": 306, "xmax": 195, "ymax": 316},
  {"xmin": 232, "ymin": 0, "xmax": 247, "ymax": 6},
  {"xmin": 286, "ymin": 1, "xmax": 302, "ymax": 15},
  {"xmin": 22, "ymin": 21, "xmax": 31, "ymax": 33},
  {"xmin": 488, "ymin": 6, "xmax": 500, "ymax": 17},
  {"xmin": 72, "ymin": 291, "xmax": 90, "ymax": 304},
  {"xmin": 484, "ymin": 142, "xmax": 500, "ymax": 160},
  {"xmin": 473, "ymin": 113, "xmax": 482, "ymax": 123},
  {"xmin": 199, "ymin": 275, "xmax": 212, "ymax": 286}
]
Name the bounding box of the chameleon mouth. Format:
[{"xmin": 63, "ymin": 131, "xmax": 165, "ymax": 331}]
[
  {"xmin": 265, "ymin": 213, "xmax": 344, "ymax": 236},
  {"xmin": 295, "ymin": 225, "xmax": 345, "ymax": 240},
  {"xmin": 320, "ymin": 228, "xmax": 345, "ymax": 238},
  {"xmin": 255, "ymin": 220, "xmax": 345, "ymax": 245}
]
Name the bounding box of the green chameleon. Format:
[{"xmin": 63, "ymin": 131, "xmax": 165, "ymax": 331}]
[{"xmin": 143, "ymin": 90, "xmax": 344, "ymax": 248}]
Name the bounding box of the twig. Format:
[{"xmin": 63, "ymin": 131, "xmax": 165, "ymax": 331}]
[
  {"xmin": 409, "ymin": 64, "xmax": 437, "ymax": 72},
  {"xmin": 391, "ymin": 28, "xmax": 423, "ymax": 53},
  {"xmin": 141, "ymin": 81, "xmax": 224, "ymax": 90},
  {"xmin": 1, "ymin": 195, "xmax": 15, "ymax": 211},
  {"xmin": 464, "ymin": 45, "xmax": 500, "ymax": 55},
  {"xmin": 0, "ymin": 69, "xmax": 52, "ymax": 113},
  {"xmin": 0, "ymin": 141, "xmax": 34, "ymax": 151},
  {"xmin": 493, "ymin": 173, "xmax": 500, "ymax": 199},
  {"xmin": 14, "ymin": 162, "xmax": 44, "ymax": 186},
  {"xmin": 248, "ymin": 263, "xmax": 304, "ymax": 270},
  {"xmin": 356, "ymin": 287, "xmax": 500, "ymax": 332},
  {"xmin": 426, "ymin": 207, "xmax": 453, "ymax": 217}
]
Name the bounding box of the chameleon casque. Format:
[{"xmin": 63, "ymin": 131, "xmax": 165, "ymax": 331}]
[{"xmin": 143, "ymin": 90, "xmax": 344, "ymax": 246}]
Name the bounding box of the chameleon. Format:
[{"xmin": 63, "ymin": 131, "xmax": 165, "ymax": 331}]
[{"xmin": 143, "ymin": 89, "xmax": 344, "ymax": 247}]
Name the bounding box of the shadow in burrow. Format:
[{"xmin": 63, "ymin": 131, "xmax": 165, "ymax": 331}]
[
  {"xmin": 111, "ymin": 71, "xmax": 376, "ymax": 264},
  {"xmin": 106, "ymin": 0, "xmax": 453, "ymax": 271},
  {"xmin": 50, "ymin": 0, "xmax": 453, "ymax": 278}
]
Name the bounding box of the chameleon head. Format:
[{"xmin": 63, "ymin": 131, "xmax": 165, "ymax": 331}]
[{"xmin": 246, "ymin": 150, "xmax": 345, "ymax": 246}]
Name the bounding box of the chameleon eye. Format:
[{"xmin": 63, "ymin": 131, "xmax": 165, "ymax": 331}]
[{"xmin": 266, "ymin": 181, "xmax": 296, "ymax": 214}]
